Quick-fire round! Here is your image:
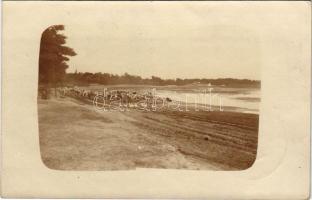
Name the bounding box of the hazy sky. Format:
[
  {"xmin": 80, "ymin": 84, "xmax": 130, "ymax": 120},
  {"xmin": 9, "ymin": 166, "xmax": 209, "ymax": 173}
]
[{"xmin": 62, "ymin": 2, "xmax": 263, "ymax": 80}]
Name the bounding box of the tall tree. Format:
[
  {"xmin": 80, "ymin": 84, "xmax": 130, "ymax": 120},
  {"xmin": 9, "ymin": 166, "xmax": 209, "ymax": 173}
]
[{"xmin": 39, "ymin": 25, "xmax": 76, "ymax": 90}]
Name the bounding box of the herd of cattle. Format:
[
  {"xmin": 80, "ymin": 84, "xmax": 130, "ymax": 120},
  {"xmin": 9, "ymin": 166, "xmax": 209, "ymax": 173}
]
[{"xmin": 50, "ymin": 86, "xmax": 172, "ymax": 106}]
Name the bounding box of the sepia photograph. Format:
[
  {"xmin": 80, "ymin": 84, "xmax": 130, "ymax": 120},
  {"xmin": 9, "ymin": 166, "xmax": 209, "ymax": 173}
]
[
  {"xmin": 2, "ymin": 1, "xmax": 310, "ymax": 198},
  {"xmin": 37, "ymin": 7, "xmax": 261, "ymax": 171}
]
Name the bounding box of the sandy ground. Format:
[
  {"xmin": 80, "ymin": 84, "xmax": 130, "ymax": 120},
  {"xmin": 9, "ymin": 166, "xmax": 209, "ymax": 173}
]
[{"xmin": 38, "ymin": 97, "xmax": 258, "ymax": 170}]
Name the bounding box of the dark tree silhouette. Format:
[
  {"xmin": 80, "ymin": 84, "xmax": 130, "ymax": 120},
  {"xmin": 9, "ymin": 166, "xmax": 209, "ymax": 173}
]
[{"xmin": 39, "ymin": 25, "xmax": 76, "ymax": 94}]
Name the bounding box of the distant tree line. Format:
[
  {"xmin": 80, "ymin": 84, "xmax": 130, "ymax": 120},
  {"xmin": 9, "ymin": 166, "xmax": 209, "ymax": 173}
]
[{"xmin": 65, "ymin": 72, "xmax": 260, "ymax": 88}]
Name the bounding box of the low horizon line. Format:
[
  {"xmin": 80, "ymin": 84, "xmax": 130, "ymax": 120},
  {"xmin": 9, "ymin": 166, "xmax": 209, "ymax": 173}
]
[{"xmin": 66, "ymin": 71, "xmax": 260, "ymax": 82}]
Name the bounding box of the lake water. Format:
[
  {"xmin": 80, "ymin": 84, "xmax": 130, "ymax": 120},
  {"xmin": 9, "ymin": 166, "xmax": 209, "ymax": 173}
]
[
  {"xmin": 156, "ymin": 87, "xmax": 260, "ymax": 114},
  {"xmin": 84, "ymin": 84, "xmax": 260, "ymax": 114}
]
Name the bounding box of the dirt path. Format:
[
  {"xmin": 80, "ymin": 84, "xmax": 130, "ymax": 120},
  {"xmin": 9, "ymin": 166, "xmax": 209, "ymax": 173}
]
[{"xmin": 38, "ymin": 97, "xmax": 258, "ymax": 170}]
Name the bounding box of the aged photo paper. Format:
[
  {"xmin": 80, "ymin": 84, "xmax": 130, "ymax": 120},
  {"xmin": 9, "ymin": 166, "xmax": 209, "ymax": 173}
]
[{"xmin": 1, "ymin": 1, "xmax": 311, "ymax": 199}]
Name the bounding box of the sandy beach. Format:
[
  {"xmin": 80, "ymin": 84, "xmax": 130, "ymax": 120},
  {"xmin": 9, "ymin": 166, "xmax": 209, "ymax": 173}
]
[{"xmin": 38, "ymin": 95, "xmax": 258, "ymax": 170}]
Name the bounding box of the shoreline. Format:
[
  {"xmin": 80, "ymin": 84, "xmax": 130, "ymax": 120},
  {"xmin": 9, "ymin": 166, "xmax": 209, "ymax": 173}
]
[
  {"xmin": 56, "ymin": 84, "xmax": 260, "ymax": 114},
  {"xmin": 38, "ymin": 96, "xmax": 259, "ymax": 170}
]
